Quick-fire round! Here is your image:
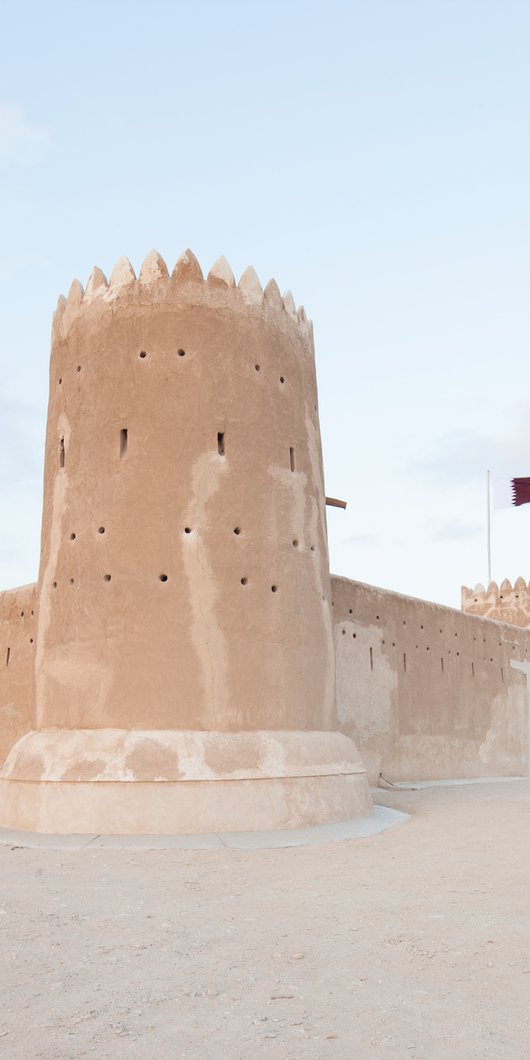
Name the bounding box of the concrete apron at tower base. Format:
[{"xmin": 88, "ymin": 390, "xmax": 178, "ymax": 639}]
[{"xmin": 0, "ymin": 729, "xmax": 371, "ymax": 834}]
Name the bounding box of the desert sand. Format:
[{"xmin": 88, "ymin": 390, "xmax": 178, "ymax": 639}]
[{"xmin": 1, "ymin": 780, "xmax": 529, "ymax": 1059}]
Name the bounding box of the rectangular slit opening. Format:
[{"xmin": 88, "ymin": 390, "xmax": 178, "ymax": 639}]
[
  {"xmin": 471, "ymin": 662, "xmax": 475, "ymax": 677},
  {"xmin": 501, "ymin": 666, "xmax": 504, "ymax": 682},
  {"xmin": 403, "ymin": 652, "xmax": 407, "ymax": 673},
  {"xmin": 120, "ymin": 428, "xmax": 128, "ymax": 458},
  {"xmin": 217, "ymin": 432, "xmax": 225, "ymax": 456},
  {"xmin": 59, "ymin": 437, "xmax": 65, "ymax": 469},
  {"xmin": 6, "ymin": 647, "xmax": 10, "ymax": 667},
  {"xmin": 289, "ymin": 447, "xmax": 295, "ymax": 472},
  {"xmin": 369, "ymin": 646, "xmax": 373, "ymax": 671},
  {"xmin": 441, "ymin": 656, "xmax": 444, "ymax": 673}
]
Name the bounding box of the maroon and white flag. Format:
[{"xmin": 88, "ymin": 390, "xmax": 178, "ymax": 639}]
[{"xmin": 493, "ymin": 476, "xmax": 530, "ymax": 510}]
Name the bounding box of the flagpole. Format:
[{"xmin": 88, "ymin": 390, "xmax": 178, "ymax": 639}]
[{"xmin": 487, "ymin": 469, "xmax": 492, "ymax": 585}]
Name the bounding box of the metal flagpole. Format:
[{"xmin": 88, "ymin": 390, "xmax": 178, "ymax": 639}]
[{"xmin": 487, "ymin": 469, "xmax": 492, "ymax": 585}]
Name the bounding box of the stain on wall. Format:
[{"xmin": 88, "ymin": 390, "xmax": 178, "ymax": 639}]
[
  {"xmin": 0, "ymin": 584, "xmax": 36, "ymax": 767},
  {"xmin": 332, "ymin": 576, "xmax": 530, "ymax": 783}
]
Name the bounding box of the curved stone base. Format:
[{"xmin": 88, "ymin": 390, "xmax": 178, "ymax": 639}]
[{"xmin": 0, "ymin": 729, "xmax": 372, "ymax": 834}]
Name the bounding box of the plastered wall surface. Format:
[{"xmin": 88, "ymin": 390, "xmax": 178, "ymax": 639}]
[
  {"xmin": 0, "ymin": 584, "xmax": 37, "ymax": 767},
  {"xmin": 332, "ymin": 576, "xmax": 530, "ymax": 783},
  {"xmin": 36, "ymin": 251, "xmax": 335, "ymax": 735},
  {"xmin": 462, "ymin": 578, "xmax": 530, "ymax": 628}
]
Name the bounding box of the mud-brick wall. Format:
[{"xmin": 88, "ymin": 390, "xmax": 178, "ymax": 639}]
[
  {"xmin": 331, "ymin": 576, "xmax": 530, "ymax": 784},
  {"xmin": 0, "ymin": 584, "xmax": 37, "ymax": 767}
]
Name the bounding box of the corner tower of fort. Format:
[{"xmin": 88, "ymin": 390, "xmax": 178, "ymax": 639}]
[
  {"xmin": 462, "ymin": 578, "xmax": 530, "ymax": 628},
  {"xmin": 0, "ymin": 249, "xmax": 371, "ymax": 834}
]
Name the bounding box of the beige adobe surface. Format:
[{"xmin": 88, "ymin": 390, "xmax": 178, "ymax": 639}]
[
  {"xmin": 0, "ymin": 250, "xmax": 370, "ymax": 833},
  {"xmin": 0, "ymin": 585, "xmax": 36, "ymax": 765},
  {"xmin": 462, "ymin": 577, "xmax": 530, "ymax": 627},
  {"xmin": 333, "ymin": 577, "xmax": 530, "ymax": 783},
  {"xmin": 0, "ymin": 780, "xmax": 528, "ymax": 1058}
]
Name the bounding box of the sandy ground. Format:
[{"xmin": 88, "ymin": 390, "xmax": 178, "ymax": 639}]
[{"xmin": 0, "ymin": 780, "xmax": 529, "ymax": 1060}]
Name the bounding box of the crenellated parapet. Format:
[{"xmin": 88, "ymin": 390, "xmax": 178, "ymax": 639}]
[
  {"xmin": 461, "ymin": 577, "xmax": 530, "ymax": 628},
  {"xmin": 52, "ymin": 249, "xmax": 313, "ymax": 345}
]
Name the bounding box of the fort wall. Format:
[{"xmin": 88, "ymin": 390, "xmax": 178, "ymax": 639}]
[
  {"xmin": 2, "ymin": 570, "xmax": 529, "ymax": 796},
  {"xmin": 0, "ymin": 584, "xmax": 37, "ymax": 767},
  {"xmin": 332, "ymin": 576, "xmax": 530, "ymax": 783},
  {"xmin": 462, "ymin": 578, "xmax": 530, "ymax": 628}
]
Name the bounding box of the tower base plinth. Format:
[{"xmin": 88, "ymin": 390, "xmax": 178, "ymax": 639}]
[{"xmin": 0, "ymin": 729, "xmax": 372, "ymax": 835}]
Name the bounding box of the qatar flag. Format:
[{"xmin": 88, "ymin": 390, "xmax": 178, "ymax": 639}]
[{"xmin": 493, "ymin": 476, "xmax": 530, "ymax": 509}]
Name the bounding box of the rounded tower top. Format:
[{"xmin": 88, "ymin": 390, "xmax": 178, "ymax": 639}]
[{"xmin": 52, "ymin": 248, "xmax": 313, "ymax": 351}]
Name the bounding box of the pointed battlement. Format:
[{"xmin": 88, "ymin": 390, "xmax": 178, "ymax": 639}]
[
  {"xmin": 461, "ymin": 577, "xmax": 530, "ymax": 628},
  {"xmin": 53, "ymin": 249, "xmax": 312, "ymax": 344}
]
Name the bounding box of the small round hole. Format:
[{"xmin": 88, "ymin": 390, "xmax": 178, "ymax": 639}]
[
  {"xmin": 59, "ymin": 378, "xmax": 62, "ymax": 385},
  {"xmin": 310, "ymin": 546, "xmax": 315, "ymax": 552},
  {"xmin": 353, "ymin": 633, "xmax": 357, "ymax": 639},
  {"xmin": 139, "ymin": 351, "xmax": 147, "ymax": 359},
  {"xmin": 240, "ymin": 577, "xmax": 248, "ymax": 585},
  {"xmin": 29, "ymin": 638, "xmax": 34, "ymax": 644},
  {"xmin": 31, "ymin": 610, "xmax": 34, "ymax": 616},
  {"xmin": 103, "ymin": 574, "xmax": 111, "ymax": 582},
  {"xmin": 292, "ymin": 539, "xmax": 299, "ymax": 547},
  {"xmin": 349, "ymin": 609, "xmax": 353, "ymax": 614},
  {"xmin": 52, "ymin": 581, "xmax": 57, "ymax": 589},
  {"xmin": 280, "ymin": 376, "xmax": 285, "ymax": 384},
  {"xmin": 70, "ymin": 532, "xmax": 76, "ymax": 540},
  {"xmin": 342, "ymin": 629, "xmax": 346, "ymax": 635},
  {"xmin": 234, "ymin": 527, "xmax": 241, "ymax": 535},
  {"xmin": 20, "ymin": 611, "xmax": 24, "ymax": 618},
  {"xmin": 70, "ymin": 578, "xmax": 74, "ymax": 585},
  {"xmin": 76, "ymin": 365, "xmax": 81, "ymax": 372},
  {"xmin": 177, "ymin": 348, "xmax": 186, "ymax": 357},
  {"xmin": 159, "ymin": 574, "xmax": 168, "ymax": 582},
  {"xmin": 271, "ymin": 584, "xmax": 278, "ymax": 593},
  {"xmin": 184, "ymin": 527, "xmax": 192, "ymax": 534},
  {"xmin": 98, "ymin": 527, "xmax": 105, "ymax": 534},
  {"xmin": 254, "ymin": 364, "xmax": 261, "ymax": 372}
]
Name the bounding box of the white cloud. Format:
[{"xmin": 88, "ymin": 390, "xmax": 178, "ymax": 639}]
[{"xmin": 0, "ymin": 102, "xmax": 50, "ymax": 169}]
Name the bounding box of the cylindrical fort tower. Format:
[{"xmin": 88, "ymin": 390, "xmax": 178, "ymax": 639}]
[{"xmin": 0, "ymin": 249, "xmax": 370, "ymax": 833}]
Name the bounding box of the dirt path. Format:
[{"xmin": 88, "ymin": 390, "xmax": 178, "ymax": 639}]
[{"xmin": 1, "ymin": 780, "xmax": 529, "ymax": 1059}]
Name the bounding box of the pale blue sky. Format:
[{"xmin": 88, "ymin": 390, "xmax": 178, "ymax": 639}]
[{"xmin": 2, "ymin": 0, "xmax": 530, "ymax": 606}]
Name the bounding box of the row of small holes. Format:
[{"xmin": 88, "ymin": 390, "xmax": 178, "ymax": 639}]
[
  {"xmin": 51, "ymin": 575, "xmax": 280, "ymax": 590},
  {"xmin": 344, "ymin": 609, "xmax": 527, "ymax": 654},
  {"xmin": 68, "ymin": 526, "xmax": 305, "ymax": 549},
  {"xmin": 344, "ymin": 638, "xmax": 511, "ymax": 677},
  {"xmin": 63, "ymin": 354, "xmax": 289, "ymax": 380}
]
